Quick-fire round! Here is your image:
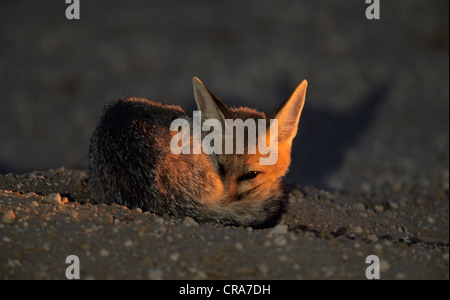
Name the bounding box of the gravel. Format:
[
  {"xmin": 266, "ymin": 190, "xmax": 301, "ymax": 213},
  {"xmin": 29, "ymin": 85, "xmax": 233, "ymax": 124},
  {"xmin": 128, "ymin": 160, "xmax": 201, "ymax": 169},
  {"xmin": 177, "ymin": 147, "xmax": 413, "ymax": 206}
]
[{"xmin": 0, "ymin": 169, "xmax": 448, "ymax": 279}]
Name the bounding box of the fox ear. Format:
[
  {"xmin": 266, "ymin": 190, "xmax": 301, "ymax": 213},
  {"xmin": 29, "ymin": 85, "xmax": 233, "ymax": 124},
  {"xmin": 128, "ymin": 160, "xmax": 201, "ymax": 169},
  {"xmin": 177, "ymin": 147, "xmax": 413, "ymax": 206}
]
[
  {"xmin": 270, "ymin": 80, "xmax": 308, "ymax": 144},
  {"xmin": 193, "ymin": 77, "xmax": 227, "ymax": 124}
]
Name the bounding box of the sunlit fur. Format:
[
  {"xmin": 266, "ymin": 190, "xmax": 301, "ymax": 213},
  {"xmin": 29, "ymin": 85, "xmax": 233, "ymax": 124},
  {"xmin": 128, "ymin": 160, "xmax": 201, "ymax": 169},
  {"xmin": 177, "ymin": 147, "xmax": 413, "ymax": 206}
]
[{"xmin": 89, "ymin": 78, "xmax": 307, "ymax": 227}]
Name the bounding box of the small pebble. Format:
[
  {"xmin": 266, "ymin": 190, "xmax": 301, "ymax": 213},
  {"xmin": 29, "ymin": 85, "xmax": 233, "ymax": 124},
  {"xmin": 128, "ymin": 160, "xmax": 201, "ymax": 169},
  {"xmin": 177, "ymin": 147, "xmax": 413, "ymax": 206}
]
[
  {"xmin": 374, "ymin": 205, "xmax": 384, "ymax": 213},
  {"xmin": 42, "ymin": 242, "xmax": 51, "ymax": 251},
  {"xmin": 380, "ymin": 260, "xmax": 391, "ymax": 272},
  {"xmin": 1, "ymin": 209, "xmax": 16, "ymax": 224},
  {"xmin": 258, "ymin": 263, "xmax": 269, "ymax": 276},
  {"xmin": 368, "ymin": 234, "xmax": 379, "ymax": 242},
  {"xmin": 389, "ymin": 201, "xmax": 399, "ymax": 209},
  {"xmin": 353, "ymin": 203, "xmax": 366, "ymax": 212},
  {"xmin": 269, "ymin": 224, "xmax": 288, "ymax": 235},
  {"xmin": 170, "ymin": 252, "xmax": 180, "ymax": 261},
  {"xmin": 235, "ymin": 242, "xmax": 244, "ymax": 250},
  {"xmin": 278, "ymin": 254, "xmax": 288, "ymax": 262},
  {"xmin": 321, "ymin": 267, "xmax": 335, "ymax": 277},
  {"xmin": 43, "ymin": 193, "xmax": 62, "ymax": 205},
  {"xmin": 353, "ymin": 226, "xmax": 363, "ymax": 234},
  {"xmin": 291, "ymin": 189, "xmax": 304, "ymax": 199},
  {"xmin": 148, "ymin": 269, "xmax": 163, "ymax": 280},
  {"xmin": 182, "ymin": 216, "xmax": 199, "ymax": 227},
  {"xmin": 273, "ymin": 236, "xmax": 287, "ymax": 247},
  {"xmin": 100, "ymin": 249, "xmax": 109, "ymax": 257}
]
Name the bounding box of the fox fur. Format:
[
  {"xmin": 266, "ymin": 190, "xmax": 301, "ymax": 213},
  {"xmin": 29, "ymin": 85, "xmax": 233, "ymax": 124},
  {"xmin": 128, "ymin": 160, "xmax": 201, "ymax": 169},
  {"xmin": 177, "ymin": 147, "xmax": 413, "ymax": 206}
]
[{"xmin": 88, "ymin": 77, "xmax": 307, "ymax": 227}]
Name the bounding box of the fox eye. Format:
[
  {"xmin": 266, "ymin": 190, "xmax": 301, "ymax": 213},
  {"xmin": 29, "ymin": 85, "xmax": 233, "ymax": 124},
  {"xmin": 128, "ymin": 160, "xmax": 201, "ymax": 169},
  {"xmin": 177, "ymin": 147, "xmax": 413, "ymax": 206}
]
[{"xmin": 237, "ymin": 171, "xmax": 260, "ymax": 181}]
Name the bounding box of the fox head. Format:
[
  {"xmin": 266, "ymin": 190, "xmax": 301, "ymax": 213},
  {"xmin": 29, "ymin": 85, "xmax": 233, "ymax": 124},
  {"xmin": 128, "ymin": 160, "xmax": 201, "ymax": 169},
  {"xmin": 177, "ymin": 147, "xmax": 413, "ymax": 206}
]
[{"xmin": 193, "ymin": 77, "xmax": 307, "ymax": 204}]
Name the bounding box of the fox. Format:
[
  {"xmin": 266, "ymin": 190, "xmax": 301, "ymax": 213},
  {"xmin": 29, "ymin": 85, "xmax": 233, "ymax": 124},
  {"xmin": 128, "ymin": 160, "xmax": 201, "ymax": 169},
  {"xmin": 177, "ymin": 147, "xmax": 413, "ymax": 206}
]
[{"xmin": 88, "ymin": 77, "xmax": 307, "ymax": 227}]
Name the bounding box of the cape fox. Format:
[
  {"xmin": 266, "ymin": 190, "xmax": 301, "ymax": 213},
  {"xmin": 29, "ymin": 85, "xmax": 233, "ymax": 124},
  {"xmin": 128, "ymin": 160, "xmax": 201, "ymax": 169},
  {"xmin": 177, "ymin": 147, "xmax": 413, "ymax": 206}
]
[{"xmin": 88, "ymin": 77, "xmax": 307, "ymax": 227}]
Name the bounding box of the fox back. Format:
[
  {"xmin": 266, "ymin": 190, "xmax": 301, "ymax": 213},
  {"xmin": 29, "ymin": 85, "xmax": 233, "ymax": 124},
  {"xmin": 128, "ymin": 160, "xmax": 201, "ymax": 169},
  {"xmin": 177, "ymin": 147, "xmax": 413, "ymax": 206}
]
[{"xmin": 88, "ymin": 77, "xmax": 307, "ymax": 227}]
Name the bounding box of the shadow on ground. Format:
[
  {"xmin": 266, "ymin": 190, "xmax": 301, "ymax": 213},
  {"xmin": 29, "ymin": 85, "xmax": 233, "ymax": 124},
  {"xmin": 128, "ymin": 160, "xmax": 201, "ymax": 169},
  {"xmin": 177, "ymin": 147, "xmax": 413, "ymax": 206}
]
[{"xmin": 287, "ymin": 82, "xmax": 391, "ymax": 189}]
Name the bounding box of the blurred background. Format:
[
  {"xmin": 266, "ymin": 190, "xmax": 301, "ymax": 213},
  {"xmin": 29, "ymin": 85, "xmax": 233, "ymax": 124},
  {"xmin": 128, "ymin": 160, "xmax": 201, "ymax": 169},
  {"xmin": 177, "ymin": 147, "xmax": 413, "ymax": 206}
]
[{"xmin": 0, "ymin": 0, "xmax": 448, "ymax": 191}]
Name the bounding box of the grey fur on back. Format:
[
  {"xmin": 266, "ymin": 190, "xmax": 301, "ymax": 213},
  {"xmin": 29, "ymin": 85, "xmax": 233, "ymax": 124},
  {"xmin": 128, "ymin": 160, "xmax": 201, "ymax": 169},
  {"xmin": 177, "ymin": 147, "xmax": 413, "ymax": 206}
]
[{"xmin": 90, "ymin": 98, "xmax": 204, "ymax": 216}]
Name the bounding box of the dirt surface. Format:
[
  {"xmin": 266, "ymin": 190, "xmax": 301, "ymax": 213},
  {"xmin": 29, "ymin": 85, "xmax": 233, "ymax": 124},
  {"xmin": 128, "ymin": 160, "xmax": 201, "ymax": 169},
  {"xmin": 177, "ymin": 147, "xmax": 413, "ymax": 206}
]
[{"xmin": 0, "ymin": 168, "xmax": 448, "ymax": 279}]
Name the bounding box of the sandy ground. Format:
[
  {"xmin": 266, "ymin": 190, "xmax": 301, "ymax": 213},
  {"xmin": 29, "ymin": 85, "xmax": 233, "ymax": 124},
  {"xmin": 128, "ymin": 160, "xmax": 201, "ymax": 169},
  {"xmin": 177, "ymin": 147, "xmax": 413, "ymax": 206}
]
[
  {"xmin": 0, "ymin": 168, "xmax": 448, "ymax": 279},
  {"xmin": 0, "ymin": 1, "xmax": 448, "ymax": 279}
]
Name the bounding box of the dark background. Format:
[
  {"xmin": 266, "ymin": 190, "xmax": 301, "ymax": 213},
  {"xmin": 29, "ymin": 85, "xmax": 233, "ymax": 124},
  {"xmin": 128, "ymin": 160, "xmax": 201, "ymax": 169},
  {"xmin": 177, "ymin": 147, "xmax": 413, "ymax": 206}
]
[{"xmin": 0, "ymin": 0, "xmax": 448, "ymax": 191}]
